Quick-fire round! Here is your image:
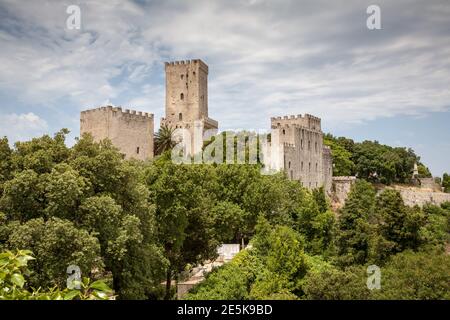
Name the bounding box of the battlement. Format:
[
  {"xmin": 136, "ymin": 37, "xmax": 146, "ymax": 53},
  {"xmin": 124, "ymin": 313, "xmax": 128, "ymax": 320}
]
[
  {"xmin": 165, "ymin": 59, "xmax": 208, "ymax": 73},
  {"xmin": 270, "ymin": 113, "xmax": 322, "ymax": 131},
  {"xmin": 332, "ymin": 176, "xmax": 357, "ymax": 181},
  {"xmin": 81, "ymin": 106, "xmax": 154, "ymax": 119}
]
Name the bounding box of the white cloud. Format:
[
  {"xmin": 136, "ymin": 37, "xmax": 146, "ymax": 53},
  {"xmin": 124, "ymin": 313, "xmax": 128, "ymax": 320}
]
[
  {"xmin": 0, "ymin": 112, "xmax": 48, "ymax": 142},
  {"xmin": 0, "ymin": 0, "xmax": 449, "ymax": 132}
]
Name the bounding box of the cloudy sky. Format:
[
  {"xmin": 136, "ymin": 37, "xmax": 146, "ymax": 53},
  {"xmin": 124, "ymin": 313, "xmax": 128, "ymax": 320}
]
[{"xmin": 0, "ymin": 0, "xmax": 449, "ymax": 175}]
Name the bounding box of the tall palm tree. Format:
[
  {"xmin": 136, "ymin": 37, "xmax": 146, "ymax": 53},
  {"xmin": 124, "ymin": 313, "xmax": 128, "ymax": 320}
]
[{"xmin": 154, "ymin": 124, "xmax": 176, "ymax": 155}]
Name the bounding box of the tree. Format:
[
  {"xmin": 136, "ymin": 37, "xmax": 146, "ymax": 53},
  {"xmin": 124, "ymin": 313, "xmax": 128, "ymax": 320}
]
[
  {"xmin": 335, "ymin": 180, "xmax": 376, "ymax": 266},
  {"xmin": 371, "ymin": 251, "xmax": 450, "ymax": 300},
  {"xmin": 0, "ymin": 137, "xmax": 12, "ymax": 193},
  {"xmin": 302, "ymin": 265, "xmax": 370, "ymax": 300},
  {"xmin": 0, "ymin": 170, "xmax": 45, "ymax": 221},
  {"xmin": 443, "ymin": 173, "xmax": 450, "ymax": 193},
  {"xmin": 7, "ymin": 218, "xmax": 101, "ymax": 289},
  {"xmin": 324, "ymin": 137, "xmax": 355, "ymax": 176},
  {"xmin": 185, "ymin": 250, "xmax": 262, "ymax": 300},
  {"xmin": 12, "ymin": 129, "xmax": 70, "ymax": 174},
  {"xmin": 0, "ymin": 249, "xmax": 113, "ymax": 300},
  {"xmin": 251, "ymin": 219, "xmax": 307, "ymax": 298},
  {"xmin": 371, "ymin": 189, "xmax": 425, "ymax": 262},
  {"xmin": 154, "ymin": 124, "xmax": 176, "ymax": 155},
  {"xmin": 145, "ymin": 157, "xmax": 220, "ymax": 299}
]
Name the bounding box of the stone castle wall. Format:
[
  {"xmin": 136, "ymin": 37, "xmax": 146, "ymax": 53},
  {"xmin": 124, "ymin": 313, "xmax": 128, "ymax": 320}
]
[
  {"xmin": 269, "ymin": 114, "xmax": 332, "ymax": 193},
  {"xmin": 392, "ymin": 186, "xmax": 450, "ymax": 207},
  {"xmin": 80, "ymin": 106, "xmax": 154, "ymax": 161}
]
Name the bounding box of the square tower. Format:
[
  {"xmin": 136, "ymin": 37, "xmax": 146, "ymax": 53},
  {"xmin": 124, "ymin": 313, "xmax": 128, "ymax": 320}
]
[
  {"xmin": 161, "ymin": 59, "xmax": 218, "ymax": 156},
  {"xmin": 80, "ymin": 106, "xmax": 154, "ymax": 161}
]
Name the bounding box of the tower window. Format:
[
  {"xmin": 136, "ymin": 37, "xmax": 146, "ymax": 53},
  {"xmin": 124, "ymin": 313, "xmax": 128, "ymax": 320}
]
[
  {"xmin": 308, "ymin": 140, "xmax": 311, "ymax": 150},
  {"xmin": 136, "ymin": 147, "xmax": 140, "ymax": 154},
  {"xmin": 309, "ymin": 162, "xmax": 311, "ymax": 172},
  {"xmin": 316, "ymin": 162, "xmax": 318, "ymax": 172},
  {"xmin": 288, "ymin": 161, "xmax": 291, "ymax": 168},
  {"xmin": 301, "ymin": 161, "xmax": 304, "ymax": 171},
  {"xmin": 180, "ymin": 93, "xmax": 184, "ymax": 100},
  {"xmin": 193, "ymin": 71, "xmax": 196, "ymax": 76},
  {"xmin": 179, "ymin": 113, "xmax": 183, "ymax": 121},
  {"xmin": 315, "ymin": 142, "xmax": 317, "ymax": 152},
  {"xmin": 181, "ymin": 74, "xmax": 184, "ymax": 80},
  {"xmin": 301, "ymin": 139, "xmax": 303, "ymax": 149}
]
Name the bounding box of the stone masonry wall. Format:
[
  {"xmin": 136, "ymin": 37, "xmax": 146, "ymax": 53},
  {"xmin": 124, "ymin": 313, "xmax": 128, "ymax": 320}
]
[{"xmin": 80, "ymin": 106, "xmax": 154, "ymax": 161}]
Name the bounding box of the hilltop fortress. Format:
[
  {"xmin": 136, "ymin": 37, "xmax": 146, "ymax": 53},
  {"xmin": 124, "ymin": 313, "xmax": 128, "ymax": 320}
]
[
  {"xmin": 80, "ymin": 59, "xmax": 450, "ymax": 206},
  {"xmin": 81, "ymin": 59, "xmax": 332, "ymax": 193}
]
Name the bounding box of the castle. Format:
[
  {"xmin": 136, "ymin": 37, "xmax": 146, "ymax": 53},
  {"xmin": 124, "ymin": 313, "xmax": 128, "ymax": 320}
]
[{"xmin": 80, "ymin": 59, "xmax": 332, "ymax": 193}]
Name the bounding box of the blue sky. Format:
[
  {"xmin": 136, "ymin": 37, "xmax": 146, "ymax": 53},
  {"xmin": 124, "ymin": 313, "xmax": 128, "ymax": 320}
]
[{"xmin": 0, "ymin": 0, "xmax": 449, "ymax": 176}]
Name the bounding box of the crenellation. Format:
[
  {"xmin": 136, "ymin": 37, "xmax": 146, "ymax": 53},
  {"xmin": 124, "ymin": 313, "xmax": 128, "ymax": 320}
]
[{"xmin": 80, "ymin": 105, "xmax": 154, "ymax": 161}]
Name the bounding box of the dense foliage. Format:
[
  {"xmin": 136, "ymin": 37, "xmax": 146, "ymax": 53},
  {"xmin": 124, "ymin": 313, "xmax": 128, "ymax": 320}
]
[
  {"xmin": 443, "ymin": 173, "xmax": 450, "ymax": 193},
  {"xmin": 0, "ymin": 130, "xmax": 448, "ymax": 300},
  {"xmin": 187, "ymin": 180, "xmax": 450, "ymax": 300},
  {"xmin": 324, "ymin": 134, "xmax": 431, "ymax": 184},
  {"xmin": 0, "ymin": 250, "xmax": 112, "ymax": 300}
]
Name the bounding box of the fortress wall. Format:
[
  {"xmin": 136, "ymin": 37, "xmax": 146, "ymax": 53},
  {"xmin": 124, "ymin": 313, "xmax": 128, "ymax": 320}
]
[
  {"xmin": 80, "ymin": 106, "xmax": 154, "ymax": 161},
  {"xmin": 396, "ymin": 189, "xmax": 450, "ymax": 207}
]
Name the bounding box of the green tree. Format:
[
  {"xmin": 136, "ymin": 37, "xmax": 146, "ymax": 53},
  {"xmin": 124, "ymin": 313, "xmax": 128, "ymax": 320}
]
[
  {"xmin": 442, "ymin": 173, "xmax": 450, "ymax": 193},
  {"xmin": 371, "ymin": 251, "xmax": 450, "ymax": 299},
  {"xmin": 0, "ymin": 249, "xmax": 113, "ymax": 300},
  {"xmin": 371, "ymin": 189, "xmax": 425, "ymax": 262},
  {"xmin": 7, "ymin": 218, "xmax": 101, "ymax": 288},
  {"xmin": 324, "ymin": 137, "xmax": 355, "ymax": 176},
  {"xmin": 303, "ymin": 264, "xmax": 369, "ymax": 300},
  {"xmin": 335, "ymin": 180, "xmax": 376, "ymax": 266},
  {"xmin": 12, "ymin": 129, "xmax": 70, "ymax": 174},
  {"xmin": 145, "ymin": 157, "xmax": 220, "ymax": 299},
  {"xmin": 154, "ymin": 124, "xmax": 176, "ymax": 155},
  {"xmin": 0, "ymin": 170, "xmax": 45, "ymax": 221},
  {"xmin": 0, "ymin": 137, "xmax": 13, "ymax": 193}
]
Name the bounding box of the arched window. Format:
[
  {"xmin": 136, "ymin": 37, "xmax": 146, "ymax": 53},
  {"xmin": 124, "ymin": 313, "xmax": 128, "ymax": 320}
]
[
  {"xmin": 180, "ymin": 93, "xmax": 184, "ymax": 100},
  {"xmin": 181, "ymin": 74, "xmax": 184, "ymax": 80},
  {"xmin": 136, "ymin": 147, "xmax": 140, "ymax": 154},
  {"xmin": 282, "ymin": 129, "xmax": 285, "ymax": 135},
  {"xmin": 315, "ymin": 142, "xmax": 317, "ymax": 152},
  {"xmin": 301, "ymin": 161, "xmax": 304, "ymax": 171},
  {"xmin": 288, "ymin": 161, "xmax": 291, "ymax": 168},
  {"xmin": 309, "ymin": 162, "xmax": 311, "ymax": 172},
  {"xmin": 179, "ymin": 113, "xmax": 182, "ymax": 121},
  {"xmin": 315, "ymin": 162, "xmax": 318, "ymax": 172}
]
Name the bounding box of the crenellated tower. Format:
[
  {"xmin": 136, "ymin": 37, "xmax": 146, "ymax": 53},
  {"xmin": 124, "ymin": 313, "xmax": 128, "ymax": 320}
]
[{"xmin": 161, "ymin": 59, "xmax": 218, "ymax": 155}]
